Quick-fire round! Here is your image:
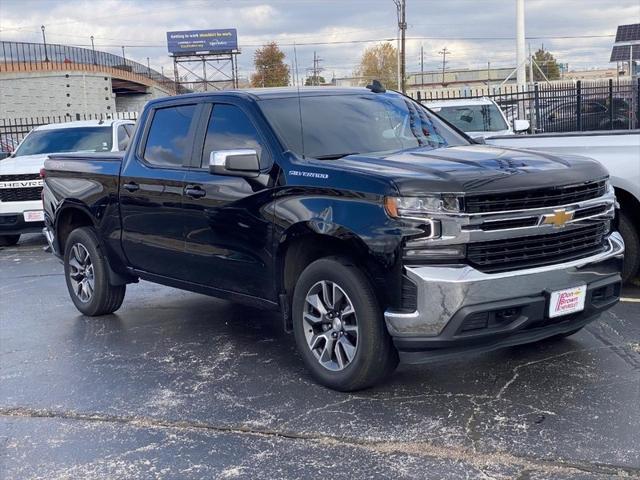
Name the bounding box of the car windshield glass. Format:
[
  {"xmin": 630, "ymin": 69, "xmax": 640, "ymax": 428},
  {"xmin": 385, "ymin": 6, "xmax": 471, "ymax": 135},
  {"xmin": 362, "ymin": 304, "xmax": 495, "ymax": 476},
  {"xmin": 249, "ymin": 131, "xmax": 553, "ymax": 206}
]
[
  {"xmin": 432, "ymin": 104, "xmax": 509, "ymax": 132},
  {"xmin": 258, "ymin": 93, "xmax": 468, "ymax": 159},
  {"xmin": 14, "ymin": 127, "xmax": 113, "ymax": 156}
]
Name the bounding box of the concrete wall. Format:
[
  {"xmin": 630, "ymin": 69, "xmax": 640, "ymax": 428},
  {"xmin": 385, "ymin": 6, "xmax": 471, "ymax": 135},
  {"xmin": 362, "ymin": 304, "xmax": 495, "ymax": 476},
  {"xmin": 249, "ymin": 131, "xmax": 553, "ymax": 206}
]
[
  {"xmin": 115, "ymin": 86, "xmax": 170, "ymax": 115},
  {"xmin": 0, "ymin": 71, "xmax": 117, "ymax": 120}
]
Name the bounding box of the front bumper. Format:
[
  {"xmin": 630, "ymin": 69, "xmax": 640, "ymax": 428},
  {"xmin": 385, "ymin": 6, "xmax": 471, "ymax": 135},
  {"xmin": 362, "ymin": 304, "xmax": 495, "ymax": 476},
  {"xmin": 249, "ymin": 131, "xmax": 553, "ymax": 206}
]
[
  {"xmin": 0, "ymin": 213, "xmax": 44, "ymax": 236},
  {"xmin": 385, "ymin": 232, "xmax": 624, "ymax": 363}
]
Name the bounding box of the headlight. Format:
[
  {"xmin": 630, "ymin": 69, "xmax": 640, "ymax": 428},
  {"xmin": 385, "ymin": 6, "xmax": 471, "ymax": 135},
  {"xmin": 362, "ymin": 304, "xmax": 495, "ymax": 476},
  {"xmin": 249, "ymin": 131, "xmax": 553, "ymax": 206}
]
[{"xmin": 384, "ymin": 195, "xmax": 461, "ymax": 218}]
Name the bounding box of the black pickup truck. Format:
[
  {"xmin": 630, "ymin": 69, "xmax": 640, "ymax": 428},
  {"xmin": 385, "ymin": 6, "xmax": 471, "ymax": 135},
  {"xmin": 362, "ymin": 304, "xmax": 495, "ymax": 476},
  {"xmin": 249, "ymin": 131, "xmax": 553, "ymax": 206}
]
[{"xmin": 43, "ymin": 86, "xmax": 624, "ymax": 391}]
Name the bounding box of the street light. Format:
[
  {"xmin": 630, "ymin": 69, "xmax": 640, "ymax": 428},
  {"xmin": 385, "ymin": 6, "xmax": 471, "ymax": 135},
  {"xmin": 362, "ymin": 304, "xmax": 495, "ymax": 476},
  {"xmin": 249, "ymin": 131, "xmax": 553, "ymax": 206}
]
[
  {"xmin": 41, "ymin": 25, "xmax": 49, "ymax": 62},
  {"xmin": 121, "ymin": 46, "xmax": 126, "ymax": 64},
  {"xmin": 90, "ymin": 35, "xmax": 96, "ymax": 65}
]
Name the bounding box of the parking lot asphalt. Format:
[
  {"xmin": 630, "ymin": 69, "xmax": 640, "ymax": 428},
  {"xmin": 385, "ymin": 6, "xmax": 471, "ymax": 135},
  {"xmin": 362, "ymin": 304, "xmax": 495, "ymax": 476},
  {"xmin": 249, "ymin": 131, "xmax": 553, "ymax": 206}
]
[{"xmin": 1, "ymin": 234, "xmax": 639, "ymax": 479}]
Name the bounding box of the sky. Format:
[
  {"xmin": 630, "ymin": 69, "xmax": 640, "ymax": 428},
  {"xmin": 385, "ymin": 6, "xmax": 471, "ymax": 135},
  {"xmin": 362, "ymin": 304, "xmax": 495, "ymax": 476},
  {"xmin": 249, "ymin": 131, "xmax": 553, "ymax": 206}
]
[{"xmin": 0, "ymin": 0, "xmax": 638, "ymax": 83}]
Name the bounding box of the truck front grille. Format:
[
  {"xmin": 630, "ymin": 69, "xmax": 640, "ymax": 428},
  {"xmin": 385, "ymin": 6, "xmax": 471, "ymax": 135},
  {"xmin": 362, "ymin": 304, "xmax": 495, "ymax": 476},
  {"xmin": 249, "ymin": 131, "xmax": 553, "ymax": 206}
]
[
  {"xmin": 467, "ymin": 223, "xmax": 608, "ymax": 273},
  {"xmin": 0, "ymin": 174, "xmax": 43, "ymax": 202},
  {"xmin": 464, "ymin": 180, "xmax": 606, "ymax": 213}
]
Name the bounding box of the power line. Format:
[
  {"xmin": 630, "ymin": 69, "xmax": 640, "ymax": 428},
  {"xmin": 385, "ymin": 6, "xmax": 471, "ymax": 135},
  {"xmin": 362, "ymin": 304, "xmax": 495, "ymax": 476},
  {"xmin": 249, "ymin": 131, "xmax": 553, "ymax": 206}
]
[{"xmin": 19, "ymin": 33, "xmax": 615, "ymax": 50}]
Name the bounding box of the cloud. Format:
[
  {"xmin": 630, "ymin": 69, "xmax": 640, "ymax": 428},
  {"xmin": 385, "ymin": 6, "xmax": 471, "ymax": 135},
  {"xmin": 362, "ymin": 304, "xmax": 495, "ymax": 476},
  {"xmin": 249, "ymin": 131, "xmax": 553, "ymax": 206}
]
[{"xmin": 0, "ymin": 0, "xmax": 638, "ymax": 80}]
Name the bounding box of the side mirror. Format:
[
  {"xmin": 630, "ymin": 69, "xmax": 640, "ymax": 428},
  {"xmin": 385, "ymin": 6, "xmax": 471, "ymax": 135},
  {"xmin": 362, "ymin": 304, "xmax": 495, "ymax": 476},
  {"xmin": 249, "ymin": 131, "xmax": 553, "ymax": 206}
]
[
  {"xmin": 513, "ymin": 119, "xmax": 530, "ymax": 133},
  {"xmin": 209, "ymin": 149, "xmax": 260, "ymax": 178},
  {"xmin": 471, "ymin": 136, "xmax": 486, "ymax": 144}
]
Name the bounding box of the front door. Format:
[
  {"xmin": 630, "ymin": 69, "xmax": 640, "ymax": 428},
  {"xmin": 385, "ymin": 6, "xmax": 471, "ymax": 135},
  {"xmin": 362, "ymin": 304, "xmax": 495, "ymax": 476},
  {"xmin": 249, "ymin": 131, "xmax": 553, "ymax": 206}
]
[
  {"xmin": 120, "ymin": 103, "xmax": 199, "ymax": 279},
  {"xmin": 182, "ymin": 102, "xmax": 275, "ymax": 300}
]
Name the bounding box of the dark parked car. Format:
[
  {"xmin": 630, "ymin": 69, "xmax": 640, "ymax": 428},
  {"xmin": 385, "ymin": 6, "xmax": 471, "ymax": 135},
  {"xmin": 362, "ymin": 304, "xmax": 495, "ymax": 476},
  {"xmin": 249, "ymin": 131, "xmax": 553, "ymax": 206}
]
[
  {"xmin": 542, "ymin": 97, "xmax": 630, "ymax": 132},
  {"xmin": 42, "ymin": 87, "xmax": 623, "ymax": 391}
]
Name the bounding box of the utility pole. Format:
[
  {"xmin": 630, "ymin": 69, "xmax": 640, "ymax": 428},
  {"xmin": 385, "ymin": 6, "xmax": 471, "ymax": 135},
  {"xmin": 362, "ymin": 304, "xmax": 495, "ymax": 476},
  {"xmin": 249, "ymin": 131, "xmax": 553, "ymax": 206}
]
[
  {"xmin": 487, "ymin": 61, "xmax": 491, "ymax": 91},
  {"xmin": 90, "ymin": 35, "xmax": 96, "ymax": 65},
  {"xmin": 393, "ymin": 0, "xmax": 406, "ymax": 91},
  {"xmin": 41, "ymin": 25, "xmax": 49, "ymax": 62},
  {"xmin": 310, "ymin": 51, "xmax": 323, "ymax": 86},
  {"xmin": 400, "ymin": 0, "xmax": 406, "ymax": 93},
  {"xmin": 528, "ymin": 43, "xmax": 534, "ymax": 84},
  {"xmin": 438, "ymin": 47, "xmax": 450, "ymax": 86},
  {"xmin": 516, "ymin": 0, "xmax": 526, "ymax": 87}
]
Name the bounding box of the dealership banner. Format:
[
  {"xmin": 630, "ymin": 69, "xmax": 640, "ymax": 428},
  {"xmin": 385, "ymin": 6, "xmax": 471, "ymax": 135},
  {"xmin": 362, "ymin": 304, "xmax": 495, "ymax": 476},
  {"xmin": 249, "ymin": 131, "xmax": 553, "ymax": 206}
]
[{"xmin": 166, "ymin": 29, "xmax": 238, "ymax": 55}]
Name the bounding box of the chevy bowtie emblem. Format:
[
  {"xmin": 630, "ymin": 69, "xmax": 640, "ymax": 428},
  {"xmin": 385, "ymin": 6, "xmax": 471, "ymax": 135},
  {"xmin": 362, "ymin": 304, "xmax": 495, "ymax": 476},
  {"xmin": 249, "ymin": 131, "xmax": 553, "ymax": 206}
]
[{"xmin": 542, "ymin": 208, "xmax": 574, "ymax": 228}]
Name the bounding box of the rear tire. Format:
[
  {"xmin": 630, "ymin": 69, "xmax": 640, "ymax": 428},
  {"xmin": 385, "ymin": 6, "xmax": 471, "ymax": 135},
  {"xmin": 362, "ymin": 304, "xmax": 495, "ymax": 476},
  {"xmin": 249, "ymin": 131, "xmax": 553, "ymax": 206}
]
[
  {"xmin": 619, "ymin": 211, "xmax": 640, "ymax": 284},
  {"xmin": 292, "ymin": 257, "xmax": 398, "ymax": 391},
  {"xmin": 63, "ymin": 227, "xmax": 126, "ymax": 316},
  {"xmin": 0, "ymin": 234, "xmax": 20, "ymax": 246}
]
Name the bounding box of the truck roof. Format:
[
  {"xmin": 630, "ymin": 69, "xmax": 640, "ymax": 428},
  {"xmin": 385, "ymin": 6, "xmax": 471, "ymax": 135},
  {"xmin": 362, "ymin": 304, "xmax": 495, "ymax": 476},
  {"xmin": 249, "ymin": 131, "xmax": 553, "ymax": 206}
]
[
  {"xmin": 424, "ymin": 97, "xmax": 496, "ymax": 108},
  {"xmin": 148, "ymin": 86, "xmax": 389, "ymax": 106},
  {"xmin": 34, "ymin": 119, "xmax": 135, "ymax": 132}
]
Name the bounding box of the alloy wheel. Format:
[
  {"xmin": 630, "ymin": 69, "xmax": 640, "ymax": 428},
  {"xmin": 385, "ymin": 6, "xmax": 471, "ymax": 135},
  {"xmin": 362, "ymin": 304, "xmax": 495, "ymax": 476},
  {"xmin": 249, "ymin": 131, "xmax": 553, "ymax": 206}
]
[
  {"xmin": 303, "ymin": 280, "xmax": 358, "ymax": 371},
  {"xmin": 67, "ymin": 243, "xmax": 95, "ymax": 303}
]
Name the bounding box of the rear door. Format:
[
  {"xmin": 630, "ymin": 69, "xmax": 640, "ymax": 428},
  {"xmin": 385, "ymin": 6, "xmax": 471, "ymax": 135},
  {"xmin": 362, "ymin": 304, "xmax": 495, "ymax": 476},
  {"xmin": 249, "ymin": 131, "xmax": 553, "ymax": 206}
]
[
  {"xmin": 119, "ymin": 102, "xmax": 200, "ymax": 279},
  {"xmin": 181, "ymin": 101, "xmax": 275, "ymax": 300}
]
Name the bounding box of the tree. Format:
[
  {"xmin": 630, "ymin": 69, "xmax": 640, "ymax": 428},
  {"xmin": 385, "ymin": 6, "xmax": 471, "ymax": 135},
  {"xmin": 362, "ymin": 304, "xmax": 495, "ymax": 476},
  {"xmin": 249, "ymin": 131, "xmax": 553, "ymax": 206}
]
[
  {"xmin": 354, "ymin": 42, "xmax": 398, "ymax": 90},
  {"xmin": 531, "ymin": 47, "xmax": 560, "ymax": 81},
  {"xmin": 304, "ymin": 75, "xmax": 326, "ymax": 86},
  {"xmin": 251, "ymin": 42, "xmax": 290, "ymax": 87}
]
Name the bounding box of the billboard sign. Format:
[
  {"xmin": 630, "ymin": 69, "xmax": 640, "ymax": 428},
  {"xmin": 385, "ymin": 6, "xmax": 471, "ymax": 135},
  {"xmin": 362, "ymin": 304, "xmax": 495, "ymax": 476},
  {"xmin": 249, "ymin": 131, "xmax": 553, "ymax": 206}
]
[{"xmin": 167, "ymin": 29, "xmax": 238, "ymax": 55}]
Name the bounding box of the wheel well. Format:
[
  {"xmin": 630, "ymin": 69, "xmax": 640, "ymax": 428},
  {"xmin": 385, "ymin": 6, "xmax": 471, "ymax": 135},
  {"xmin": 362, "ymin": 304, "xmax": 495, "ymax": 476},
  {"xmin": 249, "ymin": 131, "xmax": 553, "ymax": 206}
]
[
  {"xmin": 279, "ymin": 233, "xmax": 391, "ymax": 326},
  {"xmin": 57, "ymin": 208, "xmax": 93, "ymax": 253},
  {"xmin": 615, "ymin": 187, "xmax": 640, "ymax": 226}
]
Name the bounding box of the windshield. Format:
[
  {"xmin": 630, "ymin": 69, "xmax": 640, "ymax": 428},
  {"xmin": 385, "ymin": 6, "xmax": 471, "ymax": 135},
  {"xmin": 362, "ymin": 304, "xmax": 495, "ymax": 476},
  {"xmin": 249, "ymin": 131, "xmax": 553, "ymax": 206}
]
[
  {"xmin": 431, "ymin": 103, "xmax": 509, "ymax": 133},
  {"xmin": 14, "ymin": 127, "xmax": 113, "ymax": 157},
  {"xmin": 258, "ymin": 93, "xmax": 468, "ymax": 159}
]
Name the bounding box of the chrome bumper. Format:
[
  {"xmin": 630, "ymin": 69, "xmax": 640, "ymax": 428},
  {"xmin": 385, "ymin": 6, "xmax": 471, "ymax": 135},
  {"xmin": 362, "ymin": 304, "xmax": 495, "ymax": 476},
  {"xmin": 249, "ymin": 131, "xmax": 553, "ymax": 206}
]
[{"xmin": 385, "ymin": 232, "xmax": 624, "ymax": 338}]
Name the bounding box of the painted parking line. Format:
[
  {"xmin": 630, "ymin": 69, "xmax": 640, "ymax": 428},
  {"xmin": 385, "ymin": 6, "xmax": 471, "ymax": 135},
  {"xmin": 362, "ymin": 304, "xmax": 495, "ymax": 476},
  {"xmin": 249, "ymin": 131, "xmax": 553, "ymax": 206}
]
[{"xmin": 620, "ymin": 297, "xmax": 640, "ymax": 303}]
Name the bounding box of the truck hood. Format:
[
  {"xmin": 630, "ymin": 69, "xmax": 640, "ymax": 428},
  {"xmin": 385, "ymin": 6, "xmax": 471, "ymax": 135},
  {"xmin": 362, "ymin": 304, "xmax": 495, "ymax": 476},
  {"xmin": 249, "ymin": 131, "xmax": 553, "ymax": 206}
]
[
  {"xmin": 0, "ymin": 154, "xmax": 49, "ymax": 175},
  {"xmin": 321, "ymin": 145, "xmax": 608, "ymax": 195}
]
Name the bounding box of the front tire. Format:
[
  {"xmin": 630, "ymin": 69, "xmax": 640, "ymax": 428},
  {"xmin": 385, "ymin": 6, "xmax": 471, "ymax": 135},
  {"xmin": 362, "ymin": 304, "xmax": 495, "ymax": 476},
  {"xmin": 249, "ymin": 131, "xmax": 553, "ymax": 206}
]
[
  {"xmin": 0, "ymin": 234, "xmax": 20, "ymax": 247},
  {"xmin": 619, "ymin": 211, "xmax": 640, "ymax": 284},
  {"xmin": 63, "ymin": 227, "xmax": 126, "ymax": 316},
  {"xmin": 292, "ymin": 257, "xmax": 398, "ymax": 391}
]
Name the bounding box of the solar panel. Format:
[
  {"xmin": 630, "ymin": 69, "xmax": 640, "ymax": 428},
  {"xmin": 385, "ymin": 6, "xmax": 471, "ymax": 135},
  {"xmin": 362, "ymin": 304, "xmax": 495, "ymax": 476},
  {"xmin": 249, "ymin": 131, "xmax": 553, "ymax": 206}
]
[
  {"xmin": 610, "ymin": 44, "xmax": 640, "ymax": 62},
  {"xmin": 615, "ymin": 24, "xmax": 640, "ymax": 42}
]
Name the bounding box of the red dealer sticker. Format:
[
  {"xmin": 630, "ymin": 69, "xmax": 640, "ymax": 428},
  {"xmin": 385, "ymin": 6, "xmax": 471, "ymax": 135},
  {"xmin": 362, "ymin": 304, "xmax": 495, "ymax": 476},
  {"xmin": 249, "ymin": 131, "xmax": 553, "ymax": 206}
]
[{"xmin": 549, "ymin": 285, "xmax": 587, "ymax": 318}]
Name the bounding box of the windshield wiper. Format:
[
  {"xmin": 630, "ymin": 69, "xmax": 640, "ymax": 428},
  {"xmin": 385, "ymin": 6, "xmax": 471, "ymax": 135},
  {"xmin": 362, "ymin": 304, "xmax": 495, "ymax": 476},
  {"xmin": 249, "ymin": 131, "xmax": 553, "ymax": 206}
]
[{"xmin": 314, "ymin": 152, "xmax": 360, "ymax": 160}]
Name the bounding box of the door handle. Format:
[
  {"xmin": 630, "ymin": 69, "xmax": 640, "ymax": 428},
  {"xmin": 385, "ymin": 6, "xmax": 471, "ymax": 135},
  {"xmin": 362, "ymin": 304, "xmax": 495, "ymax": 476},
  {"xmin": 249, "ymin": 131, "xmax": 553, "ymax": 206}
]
[
  {"xmin": 123, "ymin": 182, "xmax": 140, "ymax": 192},
  {"xmin": 185, "ymin": 186, "xmax": 206, "ymax": 198}
]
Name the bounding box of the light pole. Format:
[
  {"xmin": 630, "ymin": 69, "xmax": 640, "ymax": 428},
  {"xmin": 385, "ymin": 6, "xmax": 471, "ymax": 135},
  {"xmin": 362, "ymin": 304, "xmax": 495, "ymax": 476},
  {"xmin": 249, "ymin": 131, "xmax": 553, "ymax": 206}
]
[
  {"xmin": 121, "ymin": 46, "xmax": 126, "ymax": 63},
  {"xmin": 41, "ymin": 25, "xmax": 49, "ymax": 62},
  {"xmin": 90, "ymin": 35, "xmax": 96, "ymax": 65},
  {"xmin": 147, "ymin": 57, "xmax": 151, "ymax": 75}
]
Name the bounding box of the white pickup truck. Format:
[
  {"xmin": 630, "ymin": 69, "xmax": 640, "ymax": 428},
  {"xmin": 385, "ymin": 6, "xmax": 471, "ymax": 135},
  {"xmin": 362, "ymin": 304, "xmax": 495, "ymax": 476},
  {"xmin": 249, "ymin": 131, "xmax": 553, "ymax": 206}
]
[
  {"xmin": 486, "ymin": 130, "xmax": 640, "ymax": 283},
  {"xmin": 0, "ymin": 119, "xmax": 135, "ymax": 246}
]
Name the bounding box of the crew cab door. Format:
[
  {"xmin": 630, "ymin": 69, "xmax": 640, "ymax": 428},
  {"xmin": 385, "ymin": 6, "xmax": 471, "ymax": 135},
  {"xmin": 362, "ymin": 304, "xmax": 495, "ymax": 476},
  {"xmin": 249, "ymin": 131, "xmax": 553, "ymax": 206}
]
[
  {"xmin": 119, "ymin": 102, "xmax": 200, "ymax": 278},
  {"xmin": 181, "ymin": 101, "xmax": 275, "ymax": 300}
]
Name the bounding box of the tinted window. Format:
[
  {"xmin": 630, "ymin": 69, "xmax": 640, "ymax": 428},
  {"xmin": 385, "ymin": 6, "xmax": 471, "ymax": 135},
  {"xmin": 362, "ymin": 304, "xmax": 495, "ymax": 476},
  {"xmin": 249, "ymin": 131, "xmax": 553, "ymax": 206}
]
[
  {"xmin": 14, "ymin": 127, "xmax": 113, "ymax": 157},
  {"xmin": 143, "ymin": 105, "xmax": 196, "ymax": 167},
  {"xmin": 433, "ymin": 104, "xmax": 509, "ymax": 132},
  {"xmin": 117, "ymin": 125, "xmax": 130, "ymax": 151},
  {"xmin": 202, "ymin": 104, "xmax": 264, "ymax": 167},
  {"xmin": 259, "ymin": 93, "xmax": 466, "ymax": 159},
  {"xmin": 582, "ymin": 102, "xmax": 606, "ymax": 114}
]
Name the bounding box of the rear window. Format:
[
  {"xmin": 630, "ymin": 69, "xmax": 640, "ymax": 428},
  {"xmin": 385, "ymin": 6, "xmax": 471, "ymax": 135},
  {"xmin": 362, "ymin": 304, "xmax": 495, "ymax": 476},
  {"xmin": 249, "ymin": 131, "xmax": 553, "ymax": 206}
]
[
  {"xmin": 14, "ymin": 127, "xmax": 113, "ymax": 156},
  {"xmin": 432, "ymin": 104, "xmax": 508, "ymax": 133}
]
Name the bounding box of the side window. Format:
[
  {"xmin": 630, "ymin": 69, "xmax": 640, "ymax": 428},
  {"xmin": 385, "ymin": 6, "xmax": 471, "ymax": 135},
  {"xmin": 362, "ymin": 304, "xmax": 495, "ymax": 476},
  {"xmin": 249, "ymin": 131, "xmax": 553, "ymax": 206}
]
[
  {"xmin": 143, "ymin": 105, "xmax": 196, "ymax": 167},
  {"xmin": 117, "ymin": 125, "xmax": 130, "ymax": 151},
  {"xmin": 582, "ymin": 102, "xmax": 606, "ymax": 114},
  {"xmin": 202, "ymin": 104, "xmax": 265, "ymax": 167}
]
